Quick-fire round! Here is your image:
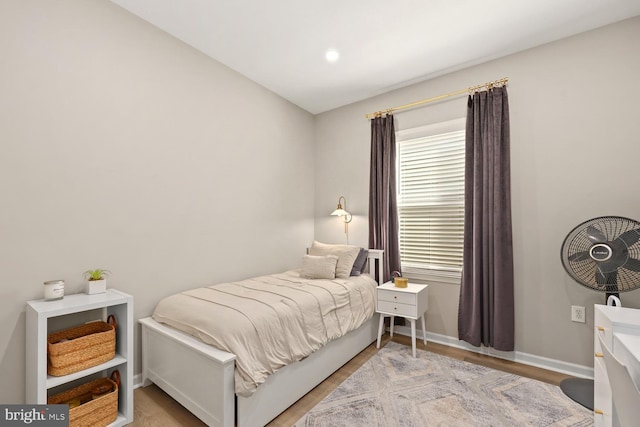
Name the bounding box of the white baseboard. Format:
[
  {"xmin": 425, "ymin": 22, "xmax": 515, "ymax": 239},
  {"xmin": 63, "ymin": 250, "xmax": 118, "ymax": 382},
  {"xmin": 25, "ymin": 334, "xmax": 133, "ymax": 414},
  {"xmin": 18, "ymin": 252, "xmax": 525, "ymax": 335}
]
[
  {"xmin": 133, "ymin": 373, "xmax": 143, "ymax": 389},
  {"xmin": 390, "ymin": 325, "xmax": 594, "ymax": 380}
]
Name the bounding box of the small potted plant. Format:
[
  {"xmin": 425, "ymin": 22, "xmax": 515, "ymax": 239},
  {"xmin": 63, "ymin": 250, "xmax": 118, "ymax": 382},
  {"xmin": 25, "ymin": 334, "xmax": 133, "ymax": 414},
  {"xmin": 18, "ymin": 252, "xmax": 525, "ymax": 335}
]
[{"xmin": 83, "ymin": 269, "xmax": 111, "ymax": 295}]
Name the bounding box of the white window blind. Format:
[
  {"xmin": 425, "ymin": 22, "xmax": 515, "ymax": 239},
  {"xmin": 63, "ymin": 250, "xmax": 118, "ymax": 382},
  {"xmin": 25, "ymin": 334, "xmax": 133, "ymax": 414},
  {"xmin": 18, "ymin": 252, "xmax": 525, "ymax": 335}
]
[{"xmin": 397, "ymin": 126, "xmax": 465, "ymax": 283}]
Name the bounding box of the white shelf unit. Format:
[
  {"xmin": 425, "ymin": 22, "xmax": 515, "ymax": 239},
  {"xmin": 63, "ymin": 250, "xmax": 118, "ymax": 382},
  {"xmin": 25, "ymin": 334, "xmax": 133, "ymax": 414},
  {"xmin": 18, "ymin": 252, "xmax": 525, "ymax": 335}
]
[{"xmin": 26, "ymin": 289, "xmax": 134, "ymax": 427}]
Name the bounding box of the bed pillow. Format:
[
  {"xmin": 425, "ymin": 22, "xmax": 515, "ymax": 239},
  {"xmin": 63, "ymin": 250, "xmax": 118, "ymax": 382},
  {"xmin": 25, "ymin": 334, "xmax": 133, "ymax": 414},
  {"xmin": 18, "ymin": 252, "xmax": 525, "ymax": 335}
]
[
  {"xmin": 300, "ymin": 255, "xmax": 339, "ymax": 279},
  {"xmin": 350, "ymin": 249, "xmax": 369, "ymax": 276},
  {"xmin": 308, "ymin": 241, "xmax": 361, "ymax": 279}
]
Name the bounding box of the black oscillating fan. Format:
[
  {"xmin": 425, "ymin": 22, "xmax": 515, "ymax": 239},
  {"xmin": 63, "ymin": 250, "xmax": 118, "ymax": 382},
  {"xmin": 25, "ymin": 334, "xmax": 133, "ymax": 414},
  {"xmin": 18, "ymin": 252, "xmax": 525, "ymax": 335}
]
[
  {"xmin": 559, "ymin": 216, "xmax": 640, "ymax": 411},
  {"xmin": 561, "ymin": 216, "xmax": 640, "ymax": 301}
]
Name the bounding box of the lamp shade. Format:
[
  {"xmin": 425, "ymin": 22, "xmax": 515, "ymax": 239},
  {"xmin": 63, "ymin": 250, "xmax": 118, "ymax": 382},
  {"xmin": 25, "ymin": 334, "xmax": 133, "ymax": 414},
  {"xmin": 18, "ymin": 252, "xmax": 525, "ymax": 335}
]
[{"xmin": 331, "ymin": 207, "xmax": 349, "ymax": 217}]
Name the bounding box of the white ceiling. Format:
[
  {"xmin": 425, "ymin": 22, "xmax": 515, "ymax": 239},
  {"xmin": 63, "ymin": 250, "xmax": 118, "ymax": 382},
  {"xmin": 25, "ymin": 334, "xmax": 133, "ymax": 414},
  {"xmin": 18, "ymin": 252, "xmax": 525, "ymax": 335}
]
[{"xmin": 110, "ymin": 0, "xmax": 640, "ymax": 114}]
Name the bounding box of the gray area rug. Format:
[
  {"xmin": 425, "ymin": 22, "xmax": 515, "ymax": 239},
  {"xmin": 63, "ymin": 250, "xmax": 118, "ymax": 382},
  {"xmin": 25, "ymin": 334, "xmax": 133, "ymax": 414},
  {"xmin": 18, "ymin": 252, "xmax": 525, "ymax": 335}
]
[{"xmin": 294, "ymin": 342, "xmax": 593, "ymax": 426}]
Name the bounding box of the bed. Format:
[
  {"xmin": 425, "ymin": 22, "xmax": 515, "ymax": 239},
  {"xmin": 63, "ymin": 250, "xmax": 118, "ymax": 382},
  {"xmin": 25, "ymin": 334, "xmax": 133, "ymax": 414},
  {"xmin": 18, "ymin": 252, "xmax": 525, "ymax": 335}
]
[{"xmin": 139, "ymin": 246, "xmax": 384, "ymax": 427}]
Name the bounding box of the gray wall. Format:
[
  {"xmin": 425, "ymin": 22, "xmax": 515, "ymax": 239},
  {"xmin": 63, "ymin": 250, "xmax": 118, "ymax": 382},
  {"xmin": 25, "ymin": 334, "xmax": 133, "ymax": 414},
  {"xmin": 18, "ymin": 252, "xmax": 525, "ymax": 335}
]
[
  {"xmin": 2, "ymin": 0, "xmax": 638, "ymax": 406},
  {"xmin": 0, "ymin": 1, "xmax": 315, "ymax": 403},
  {"xmin": 314, "ymin": 16, "xmax": 640, "ymax": 368}
]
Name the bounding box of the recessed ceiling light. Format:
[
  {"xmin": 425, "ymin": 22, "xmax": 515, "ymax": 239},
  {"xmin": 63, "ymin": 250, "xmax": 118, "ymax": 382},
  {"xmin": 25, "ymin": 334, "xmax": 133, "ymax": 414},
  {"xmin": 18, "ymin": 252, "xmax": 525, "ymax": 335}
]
[{"xmin": 325, "ymin": 49, "xmax": 339, "ymax": 63}]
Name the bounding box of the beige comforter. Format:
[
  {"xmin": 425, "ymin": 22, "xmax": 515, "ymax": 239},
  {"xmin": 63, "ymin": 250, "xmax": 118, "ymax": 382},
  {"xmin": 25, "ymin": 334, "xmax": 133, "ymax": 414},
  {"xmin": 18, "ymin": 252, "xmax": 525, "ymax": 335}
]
[{"xmin": 152, "ymin": 270, "xmax": 377, "ymax": 396}]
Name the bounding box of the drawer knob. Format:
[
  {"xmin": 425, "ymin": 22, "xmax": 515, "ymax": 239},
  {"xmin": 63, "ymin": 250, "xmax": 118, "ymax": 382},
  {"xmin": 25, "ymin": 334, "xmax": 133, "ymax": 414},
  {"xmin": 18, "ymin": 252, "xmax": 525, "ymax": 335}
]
[
  {"xmin": 594, "ymin": 409, "xmax": 604, "ymax": 415},
  {"xmin": 595, "ymin": 352, "xmax": 603, "ymax": 358},
  {"xmin": 394, "ymin": 296, "xmax": 397, "ymax": 299},
  {"xmin": 597, "ymin": 326, "xmax": 605, "ymax": 332}
]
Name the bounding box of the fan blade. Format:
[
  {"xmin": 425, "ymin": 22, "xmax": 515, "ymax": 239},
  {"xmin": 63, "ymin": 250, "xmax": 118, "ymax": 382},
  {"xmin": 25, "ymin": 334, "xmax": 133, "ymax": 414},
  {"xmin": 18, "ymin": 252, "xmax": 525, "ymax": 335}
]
[
  {"xmin": 568, "ymin": 251, "xmax": 591, "ymax": 262},
  {"xmin": 623, "ymin": 257, "xmax": 640, "ymax": 272},
  {"xmin": 596, "ymin": 268, "xmax": 618, "ymax": 294},
  {"xmin": 587, "ymin": 225, "xmax": 607, "ymax": 243},
  {"xmin": 615, "ymin": 228, "xmax": 640, "ymax": 247},
  {"xmin": 596, "ymin": 267, "xmax": 617, "ymax": 285},
  {"xmin": 605, "ymin": 271, "xmax": 619, "ymax": 295}
]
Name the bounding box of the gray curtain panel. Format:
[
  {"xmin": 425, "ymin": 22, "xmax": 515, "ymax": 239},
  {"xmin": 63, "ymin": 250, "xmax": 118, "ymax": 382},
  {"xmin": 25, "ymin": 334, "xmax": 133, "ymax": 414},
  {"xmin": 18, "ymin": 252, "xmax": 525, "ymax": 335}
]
[
  {"xmin": 458, "ymin": 86, "xmax": 514, "ymax": 351},
  {"xmin": 369, "ymin": 114, "xmax": 401, "ymax": 283}
]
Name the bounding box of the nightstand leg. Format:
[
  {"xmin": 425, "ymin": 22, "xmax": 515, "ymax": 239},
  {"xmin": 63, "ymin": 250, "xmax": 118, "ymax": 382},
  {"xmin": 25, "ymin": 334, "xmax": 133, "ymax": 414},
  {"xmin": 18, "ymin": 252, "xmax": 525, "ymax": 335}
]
[
  {"xmin": 377, "ymin": 314, "xmax": 385, "ymax": 349},
  {"xmin": 421, "ymin": 314, "xmax": 427, "ymax": 345},
  {"xmin": 390, "ymin": 316, "xmax": 395, "ymax": 337},
  {"xmin": 410, "ymin": 319, "xmax": 417, "ymax": 357}
]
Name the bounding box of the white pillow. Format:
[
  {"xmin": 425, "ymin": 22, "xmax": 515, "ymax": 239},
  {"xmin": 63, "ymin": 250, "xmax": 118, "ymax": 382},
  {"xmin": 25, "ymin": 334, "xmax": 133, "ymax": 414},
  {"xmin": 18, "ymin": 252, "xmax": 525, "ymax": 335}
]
[
  {"xmin": 300, "ymin": 255, "xmax": 339, "ymax": 280},
  {"xmin": 308, "ymin": 241, "xmax": 361, "ymax": 279}
]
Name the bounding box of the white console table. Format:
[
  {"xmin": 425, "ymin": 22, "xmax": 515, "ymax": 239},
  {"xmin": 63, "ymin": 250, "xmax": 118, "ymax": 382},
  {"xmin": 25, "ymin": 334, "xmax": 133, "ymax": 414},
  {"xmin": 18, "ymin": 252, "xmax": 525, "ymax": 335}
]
[{"xmin": 594, "ymin": 304, "xmax": 640, "ymax": 427}]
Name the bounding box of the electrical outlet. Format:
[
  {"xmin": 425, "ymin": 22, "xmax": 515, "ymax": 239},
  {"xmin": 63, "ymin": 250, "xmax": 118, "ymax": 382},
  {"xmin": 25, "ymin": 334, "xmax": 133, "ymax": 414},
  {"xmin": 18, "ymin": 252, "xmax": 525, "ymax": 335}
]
[{"xmin": 571, "ymin": 305, "xmax": 586, "ymax": 323}]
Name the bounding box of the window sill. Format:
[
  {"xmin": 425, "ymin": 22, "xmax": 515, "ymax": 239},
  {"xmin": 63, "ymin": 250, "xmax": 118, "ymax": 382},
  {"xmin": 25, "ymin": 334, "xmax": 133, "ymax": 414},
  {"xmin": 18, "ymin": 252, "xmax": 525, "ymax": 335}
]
[{"xmin": 402, "ymin": 266, "xmax": 461, "ymax": 285}]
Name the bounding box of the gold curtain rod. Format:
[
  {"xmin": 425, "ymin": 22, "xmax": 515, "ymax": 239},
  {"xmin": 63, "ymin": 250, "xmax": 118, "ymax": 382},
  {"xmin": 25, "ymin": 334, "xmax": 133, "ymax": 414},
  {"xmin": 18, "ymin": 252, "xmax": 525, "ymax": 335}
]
[{"xmin": 365, "ymin": 77, "xmax": 508, "ymax": 119}]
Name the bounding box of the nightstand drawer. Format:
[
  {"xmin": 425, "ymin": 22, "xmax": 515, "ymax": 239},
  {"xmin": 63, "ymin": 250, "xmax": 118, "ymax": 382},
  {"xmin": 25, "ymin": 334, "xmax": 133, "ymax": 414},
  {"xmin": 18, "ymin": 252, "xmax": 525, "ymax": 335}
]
[
  {"xmin": 377, "ymin": 300, "xmax": 417, "ymax": 317},
  {"xmin": 377, "ymin": 289, "xmax": 416, "ymax": 305}
]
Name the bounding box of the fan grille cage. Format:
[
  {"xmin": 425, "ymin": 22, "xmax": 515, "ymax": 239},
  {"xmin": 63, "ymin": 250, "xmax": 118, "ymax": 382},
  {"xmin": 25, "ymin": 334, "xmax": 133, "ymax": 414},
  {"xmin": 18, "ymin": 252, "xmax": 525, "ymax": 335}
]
[{"xmin": 561, "ymin": 216, "xmax": 640, "ymax": 293}]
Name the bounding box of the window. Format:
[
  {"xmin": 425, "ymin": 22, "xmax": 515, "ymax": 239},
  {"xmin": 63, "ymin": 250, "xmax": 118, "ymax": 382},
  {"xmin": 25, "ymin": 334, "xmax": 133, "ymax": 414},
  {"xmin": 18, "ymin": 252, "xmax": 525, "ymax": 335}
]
[{"xmin": 396, "ymin": 119, "xmax": 465, "ymax": 283}]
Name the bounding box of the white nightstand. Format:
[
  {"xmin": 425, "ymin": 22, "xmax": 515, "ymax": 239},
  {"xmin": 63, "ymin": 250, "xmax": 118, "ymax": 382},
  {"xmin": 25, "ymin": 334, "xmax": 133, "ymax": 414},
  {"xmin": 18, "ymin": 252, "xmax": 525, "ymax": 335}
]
[{"xmin": 376, "ymin": 281, "xmax": 428, "ymax": 357}]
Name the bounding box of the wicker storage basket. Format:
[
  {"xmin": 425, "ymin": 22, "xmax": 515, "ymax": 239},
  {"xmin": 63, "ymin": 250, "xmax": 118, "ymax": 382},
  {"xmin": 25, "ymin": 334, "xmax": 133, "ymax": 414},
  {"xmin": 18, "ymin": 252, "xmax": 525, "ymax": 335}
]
[
  {"xmin": 47, "ymin": 315, "xmax": 117, "ymax": 376},
  {"xmin": 48, "ymin": 371, "xmax": 120, "ymax": 427}
]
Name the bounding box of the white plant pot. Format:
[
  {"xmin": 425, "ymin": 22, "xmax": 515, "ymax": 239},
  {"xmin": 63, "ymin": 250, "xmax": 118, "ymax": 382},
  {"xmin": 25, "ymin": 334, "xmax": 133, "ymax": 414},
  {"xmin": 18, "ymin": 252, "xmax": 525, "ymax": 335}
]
[{"xmin": 86, "ymin": 279, "xmax": 107, "ymax": 295}]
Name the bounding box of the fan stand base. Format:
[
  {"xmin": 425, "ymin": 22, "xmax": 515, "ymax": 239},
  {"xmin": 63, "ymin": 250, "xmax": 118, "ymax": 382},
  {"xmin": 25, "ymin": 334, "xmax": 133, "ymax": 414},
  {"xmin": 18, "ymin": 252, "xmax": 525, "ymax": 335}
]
[{"xmin": 559, "ymin": 377, "xmax": 593, "ymax": 410}]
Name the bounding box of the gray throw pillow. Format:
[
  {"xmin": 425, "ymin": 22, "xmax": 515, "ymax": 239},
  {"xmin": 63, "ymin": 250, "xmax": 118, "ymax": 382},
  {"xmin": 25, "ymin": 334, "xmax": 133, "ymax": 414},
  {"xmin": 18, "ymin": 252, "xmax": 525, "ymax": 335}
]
[{"xmin": 350, "ymin": 249, "xmax": 369, "ymax": 276}]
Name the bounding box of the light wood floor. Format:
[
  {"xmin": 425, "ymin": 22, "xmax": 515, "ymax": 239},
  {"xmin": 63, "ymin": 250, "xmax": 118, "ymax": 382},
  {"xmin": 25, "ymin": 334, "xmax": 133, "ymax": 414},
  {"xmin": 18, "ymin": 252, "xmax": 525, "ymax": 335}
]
[{"xmin": 131, "ymin": 334, "xmax": 576, "ymax": 427}]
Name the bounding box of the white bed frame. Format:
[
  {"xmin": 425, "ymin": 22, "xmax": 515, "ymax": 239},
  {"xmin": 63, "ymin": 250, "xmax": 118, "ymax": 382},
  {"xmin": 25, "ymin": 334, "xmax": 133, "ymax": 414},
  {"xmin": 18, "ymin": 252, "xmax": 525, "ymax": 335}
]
[{"xmin": 139, "ymin": 249, "xmax": 384, "ymax": 427}]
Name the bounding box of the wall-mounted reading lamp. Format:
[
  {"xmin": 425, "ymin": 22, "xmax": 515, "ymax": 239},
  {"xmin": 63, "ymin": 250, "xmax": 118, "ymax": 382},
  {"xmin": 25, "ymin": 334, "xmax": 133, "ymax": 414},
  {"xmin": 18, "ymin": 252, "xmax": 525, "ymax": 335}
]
[{"xmin": 331, "ymin": 195, "xmax": 352, "ymax": 235}]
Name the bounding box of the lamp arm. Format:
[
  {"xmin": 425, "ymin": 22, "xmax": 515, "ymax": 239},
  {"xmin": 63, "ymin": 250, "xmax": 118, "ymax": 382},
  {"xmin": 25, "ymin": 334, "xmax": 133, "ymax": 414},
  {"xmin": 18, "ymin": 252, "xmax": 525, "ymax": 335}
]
[{"xmin": 338, "ymin": 196, "xmax": 352, "ymax": 223}]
